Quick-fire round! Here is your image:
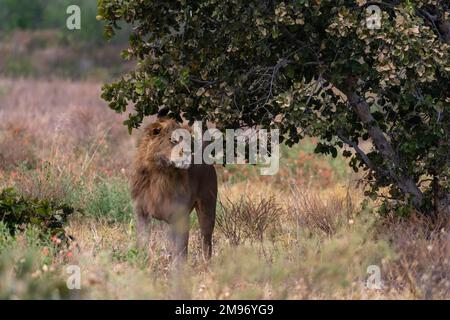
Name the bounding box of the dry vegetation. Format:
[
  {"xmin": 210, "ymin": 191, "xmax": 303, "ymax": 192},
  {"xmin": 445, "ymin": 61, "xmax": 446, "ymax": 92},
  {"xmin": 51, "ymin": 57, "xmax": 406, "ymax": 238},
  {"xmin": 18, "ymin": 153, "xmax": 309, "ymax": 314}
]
[{"xmin": 0, "ymin": 78, "xmax": 448, "ymax": 299}]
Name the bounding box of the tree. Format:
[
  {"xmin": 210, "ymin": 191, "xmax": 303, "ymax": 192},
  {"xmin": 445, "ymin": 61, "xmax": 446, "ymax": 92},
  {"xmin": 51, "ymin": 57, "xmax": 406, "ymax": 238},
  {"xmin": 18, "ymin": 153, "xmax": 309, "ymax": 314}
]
[{"xmin": 98, "ymin": 0, "xmax": 450, "ymax": 217}]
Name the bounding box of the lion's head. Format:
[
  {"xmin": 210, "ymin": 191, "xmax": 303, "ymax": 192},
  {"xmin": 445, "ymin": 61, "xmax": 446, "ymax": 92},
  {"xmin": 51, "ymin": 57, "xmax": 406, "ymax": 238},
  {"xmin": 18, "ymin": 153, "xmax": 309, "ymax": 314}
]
[{"xmin": 136, "ymin": 118, "xmax": 192, "ymax": 170}]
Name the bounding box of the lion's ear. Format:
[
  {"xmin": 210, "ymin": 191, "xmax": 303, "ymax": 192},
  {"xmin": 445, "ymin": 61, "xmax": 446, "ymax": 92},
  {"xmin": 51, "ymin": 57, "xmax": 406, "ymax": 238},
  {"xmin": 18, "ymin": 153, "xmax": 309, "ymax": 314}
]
[{"xmin": 148, "ymin": 123, "xmax": 163, "ymax": 136}]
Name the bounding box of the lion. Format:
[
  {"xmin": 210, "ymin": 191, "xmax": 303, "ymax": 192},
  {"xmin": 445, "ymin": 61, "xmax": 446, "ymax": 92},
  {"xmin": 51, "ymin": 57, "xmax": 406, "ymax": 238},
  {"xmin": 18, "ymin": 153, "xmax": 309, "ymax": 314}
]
[{"xmin": 130, "ymin": 118, "xmax": 217, "ymax": 260}]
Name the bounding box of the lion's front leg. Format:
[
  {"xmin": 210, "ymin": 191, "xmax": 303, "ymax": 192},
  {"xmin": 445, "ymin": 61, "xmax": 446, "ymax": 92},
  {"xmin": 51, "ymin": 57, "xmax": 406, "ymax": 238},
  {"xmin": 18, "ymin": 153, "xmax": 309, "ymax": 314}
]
[
  {"xmin": 135, "ymin": 205, "xmax": 151, "ymax": 251},
  {"xmin": 169, "ymin": 214, "xmax": 190, "ymax": 261}
]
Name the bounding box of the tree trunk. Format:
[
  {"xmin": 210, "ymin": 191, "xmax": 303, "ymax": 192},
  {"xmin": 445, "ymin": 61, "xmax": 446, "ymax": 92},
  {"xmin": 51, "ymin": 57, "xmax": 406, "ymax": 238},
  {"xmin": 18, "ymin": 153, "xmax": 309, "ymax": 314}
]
[
  {"xmin": 437, "ymin": 20, "xmax": 450, "ymax": 217},
  {"xmin": 343, "ymin": 90, "xmax": 424, "ymax": 210}
]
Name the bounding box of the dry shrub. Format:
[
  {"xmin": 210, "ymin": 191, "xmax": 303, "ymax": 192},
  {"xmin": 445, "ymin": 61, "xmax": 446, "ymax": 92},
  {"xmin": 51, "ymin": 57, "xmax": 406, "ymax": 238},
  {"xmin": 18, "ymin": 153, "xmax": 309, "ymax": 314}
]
[
  {"xmin": 289, "ymin": 185, "xmax": 355, "ymax": 238},
  {"xmin": 217, "ymin": 195, "xmax": 285, "ymax": 245},
  {"xmin": 378, "ymin": 214, "xmax": 450, "ymax": 299}
]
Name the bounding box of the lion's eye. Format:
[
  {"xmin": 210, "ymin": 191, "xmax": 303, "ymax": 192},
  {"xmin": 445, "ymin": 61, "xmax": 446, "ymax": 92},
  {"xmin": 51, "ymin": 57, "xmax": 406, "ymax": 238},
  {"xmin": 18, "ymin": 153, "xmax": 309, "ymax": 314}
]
[{"xmin": 149, "ymin": 126, "xmax": 161, "ymax": 136}]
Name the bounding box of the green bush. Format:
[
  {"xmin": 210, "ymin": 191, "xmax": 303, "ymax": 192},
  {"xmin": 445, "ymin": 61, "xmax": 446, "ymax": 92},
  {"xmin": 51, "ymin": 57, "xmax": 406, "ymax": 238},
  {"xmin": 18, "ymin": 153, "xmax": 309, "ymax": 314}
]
[{"xmin": 0, "ymin": 188, "xmax": 75, "ymax": 240}]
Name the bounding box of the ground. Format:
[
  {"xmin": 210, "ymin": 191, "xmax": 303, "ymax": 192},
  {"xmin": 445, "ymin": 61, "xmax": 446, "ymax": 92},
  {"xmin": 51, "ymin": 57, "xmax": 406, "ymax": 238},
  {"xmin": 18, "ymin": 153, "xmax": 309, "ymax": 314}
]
[{"xmin": 0, "ymin": 78, "xmax": 448, "ymax": 299}]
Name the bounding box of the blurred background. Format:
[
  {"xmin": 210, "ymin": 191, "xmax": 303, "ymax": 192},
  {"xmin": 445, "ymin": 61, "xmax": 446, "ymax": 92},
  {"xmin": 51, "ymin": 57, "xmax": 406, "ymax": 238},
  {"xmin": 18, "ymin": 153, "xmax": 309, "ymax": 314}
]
[{"xmin": 0, "ymin": 0, "xmax": 131, "ymax": 80}]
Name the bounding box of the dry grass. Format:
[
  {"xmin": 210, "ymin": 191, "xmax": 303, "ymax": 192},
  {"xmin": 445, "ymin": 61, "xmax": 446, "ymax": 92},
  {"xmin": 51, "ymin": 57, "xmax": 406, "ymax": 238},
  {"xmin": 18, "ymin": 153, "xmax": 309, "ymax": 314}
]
[
  {"xmin": 377, "ymin": 215, "xmax": 450, "ymax": 299},
  {"xmin": 0, "ymin": 78, "xmax": 133, "ymax": 172},
  {"xmin": 289, "ymin": 185, "xmax": 356, "ymax": 238},
  {"xmin": 0, "ymin": 78, "xmax": 448, "ymax": 299}
]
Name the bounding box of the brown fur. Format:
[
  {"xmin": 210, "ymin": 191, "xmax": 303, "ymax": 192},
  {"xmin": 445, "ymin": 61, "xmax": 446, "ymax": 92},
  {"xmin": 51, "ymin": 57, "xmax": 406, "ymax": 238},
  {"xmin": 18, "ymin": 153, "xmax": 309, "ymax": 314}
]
[{"xmin": 131, "ymin": 118, "xmax": 218, "ymax": 260}]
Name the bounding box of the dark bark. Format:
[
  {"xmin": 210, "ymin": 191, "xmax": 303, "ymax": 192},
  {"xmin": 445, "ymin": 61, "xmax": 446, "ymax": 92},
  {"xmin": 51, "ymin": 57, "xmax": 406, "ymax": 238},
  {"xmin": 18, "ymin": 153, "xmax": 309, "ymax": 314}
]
[{"xmin": 341, "ymin": 89, "xmax": 424, "ymax": 210}]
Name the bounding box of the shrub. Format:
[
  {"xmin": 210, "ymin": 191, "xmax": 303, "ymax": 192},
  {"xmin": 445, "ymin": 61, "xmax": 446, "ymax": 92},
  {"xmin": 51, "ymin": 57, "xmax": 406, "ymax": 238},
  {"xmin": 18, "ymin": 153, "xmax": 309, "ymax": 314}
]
[
  {"xmin": 217, "ymin": 195, "xmax": 284, "ymax": 245},
  {"xmin": 0, "ymin": 187, "xmax": 75, "ymax": 240}
]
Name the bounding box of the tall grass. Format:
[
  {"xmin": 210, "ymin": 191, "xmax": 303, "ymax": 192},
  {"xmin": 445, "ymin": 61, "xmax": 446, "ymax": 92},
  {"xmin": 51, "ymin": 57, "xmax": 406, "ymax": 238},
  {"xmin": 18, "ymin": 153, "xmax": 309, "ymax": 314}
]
[{"xmin": 81, "ymin": 177, "xmax": 133, "ymax": 223}]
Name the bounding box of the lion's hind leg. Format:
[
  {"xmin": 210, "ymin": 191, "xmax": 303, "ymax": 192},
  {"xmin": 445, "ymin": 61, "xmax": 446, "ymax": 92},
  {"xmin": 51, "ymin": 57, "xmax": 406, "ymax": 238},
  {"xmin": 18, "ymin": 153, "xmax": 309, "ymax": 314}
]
[{"xmin": 195, "ymin": 195, "xmax": 216, "ymax": 260}]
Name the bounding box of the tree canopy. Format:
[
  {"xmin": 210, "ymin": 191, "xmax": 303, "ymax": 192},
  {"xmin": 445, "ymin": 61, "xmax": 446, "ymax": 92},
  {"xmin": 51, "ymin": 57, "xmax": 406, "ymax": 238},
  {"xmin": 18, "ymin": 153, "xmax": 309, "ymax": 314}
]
[{"xmin": 98, "ymin": 0, "xmax": 450, "ymax": 217}]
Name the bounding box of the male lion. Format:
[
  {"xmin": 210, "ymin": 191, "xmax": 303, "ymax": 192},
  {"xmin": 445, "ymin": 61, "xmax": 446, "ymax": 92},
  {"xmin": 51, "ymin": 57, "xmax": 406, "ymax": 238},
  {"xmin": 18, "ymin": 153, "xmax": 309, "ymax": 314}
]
[{"xmin": 131, "ymin": 118, "xmax": 217, "ymax": 260}]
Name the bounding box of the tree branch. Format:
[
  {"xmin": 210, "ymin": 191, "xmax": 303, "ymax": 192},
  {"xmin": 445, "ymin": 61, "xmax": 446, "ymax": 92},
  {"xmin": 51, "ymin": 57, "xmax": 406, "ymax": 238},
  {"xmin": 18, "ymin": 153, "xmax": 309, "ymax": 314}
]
[
  {"xmin": 341, "ymin": 88, "xmax": 424, "ymax": 209},
  {"xmin": 337, "ymin": 132, "xmax": 382, "ymax": 175}
]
